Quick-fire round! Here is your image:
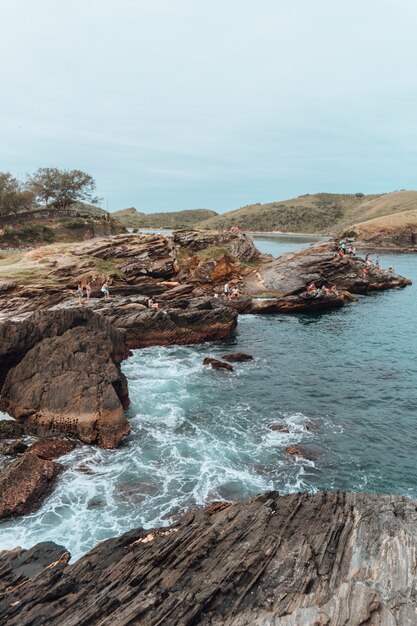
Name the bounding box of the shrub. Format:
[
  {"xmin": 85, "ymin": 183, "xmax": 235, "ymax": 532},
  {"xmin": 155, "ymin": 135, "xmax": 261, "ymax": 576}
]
[{"xmin": 0, "ymin": 224, "xmax": 55, "ymax": 245}]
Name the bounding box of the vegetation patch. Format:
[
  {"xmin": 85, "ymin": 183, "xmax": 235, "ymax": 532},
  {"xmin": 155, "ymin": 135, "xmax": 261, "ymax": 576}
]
[
  {"xmin": 0, "ymin": 224, "xmax": 55, "ymax": 245},
  {"xmin": 196, "ymin": 246, "xmax": 231, "ymax": 263},
  {"xmin": 90, "ymin": 257, "xmax": 123, "ymax": 277}
]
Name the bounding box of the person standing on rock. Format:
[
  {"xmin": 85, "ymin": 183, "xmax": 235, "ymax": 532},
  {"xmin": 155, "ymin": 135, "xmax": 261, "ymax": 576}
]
[
  {"xmin": 86, "ymin": 282, "xmax": 92, "ymax": 301},
  {"xmin": 76, "ymin": 283, "xmax": 84, "ymax": 306},
  {"xmin": 101, "ymin": 282, "xmax": 110, "ymax": 299},
  {"xmin": 224, "ymin": 283, "xmax": 230, "ymax": 299}
]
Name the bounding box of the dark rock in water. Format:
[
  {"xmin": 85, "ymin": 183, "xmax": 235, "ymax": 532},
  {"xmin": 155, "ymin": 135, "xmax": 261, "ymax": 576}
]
[
  {"xmin": 221, "ymin": 352, "xmax": 254, "ymax": 362},
  {"xmin": 28, "ymin": 438, "xmax": 76, "ymax": 460},
  {"xmin": 269, "ymin": 423, "xmax": 290, "ymax": 433},
  {"xmin": 1, "ymin": 491, "xmax": 417, "ymax": 625},
  {"xmin": 1, "ymin": 440, "xmax": 28, "ymax": 456},
  {"xmin": 285, "ymin": 445, "xmax": 304, "ymax": 457},
  {"xmin": 0, "ymin": 420, "xmax": 24, "ymax": 440},
  {"xmin": 203, "ymin": 357, "xmax": 234, "ymax": 372},
  {"xmin": 0, "ymin": 309, "xmax": 130, "ymax": 449},
  {"xmin": 0, "ymin": 452, "xmax": 62, "ymax": 519}
]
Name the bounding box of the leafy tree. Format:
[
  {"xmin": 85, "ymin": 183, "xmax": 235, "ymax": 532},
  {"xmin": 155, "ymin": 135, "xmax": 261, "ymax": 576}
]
[
  {"xmin": 0, "ymin": 172, "xmax": 33, "ymax": 217},
  {"xmin": 28, "ymin": 168, "xmax": 99, "ymax": 210}
]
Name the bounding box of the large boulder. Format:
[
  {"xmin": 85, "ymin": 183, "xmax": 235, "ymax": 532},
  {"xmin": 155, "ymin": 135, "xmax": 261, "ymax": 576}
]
[
  {"xmin": 1, "ymin": 491, "xmax": 417, "ymax": 624},
  {"xmin": 0, "ymin": 309, "xmax": 130, "ymax": 448},
  {"xmin": 0, "ymin": 452, "xmax": 62, "ymax": 518}
]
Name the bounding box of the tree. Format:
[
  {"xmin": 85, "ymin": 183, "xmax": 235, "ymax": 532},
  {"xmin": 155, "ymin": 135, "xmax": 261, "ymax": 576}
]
[
  {"xmin": 0, "ymin": 172, "xmax": 33, "ymax": 217},
  {"xmin": 27, "ymin": 167, "xmax": 60, "ymax": 208},
  {"xmin": 28, "ymin": 168, "xmax": 99, "ymax": 211}
]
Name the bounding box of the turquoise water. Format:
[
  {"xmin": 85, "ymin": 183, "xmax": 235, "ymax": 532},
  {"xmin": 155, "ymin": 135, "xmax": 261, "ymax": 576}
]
[{"xmin": 0, "ymin": 235, "xmax": 416, "ymax": 560}]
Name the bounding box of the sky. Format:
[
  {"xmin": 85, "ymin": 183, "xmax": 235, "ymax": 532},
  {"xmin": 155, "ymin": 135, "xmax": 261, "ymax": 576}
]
[{"xmin": 1, "ymin": 0, "xmax": 417, "ymax": 213}]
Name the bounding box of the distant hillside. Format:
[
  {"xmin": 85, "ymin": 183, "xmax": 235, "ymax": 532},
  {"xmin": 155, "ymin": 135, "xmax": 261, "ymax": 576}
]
[
  {"xmin": 113, "ymin": 207, "xmax": 218, "ymax": 229},
  {"xmin": 345, "ymin": 208, "xmax": 417, "ymax": 249},
  {"xmin": 199, "ymin": 191, "xmax": 417, "ymax": 234}
]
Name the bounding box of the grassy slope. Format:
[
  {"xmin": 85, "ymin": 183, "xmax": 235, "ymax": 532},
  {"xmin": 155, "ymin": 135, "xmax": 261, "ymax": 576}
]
[
  {"xmin": 199, "ymin": 191, "xmax": 417, "ymax": 234},
  {"xmin": 351, "ymin": 208, "xmax": 417, "ymax": 236},
  {"xmin": 113, "ymin": 207, "xmax": 218, "ymax": 229}
]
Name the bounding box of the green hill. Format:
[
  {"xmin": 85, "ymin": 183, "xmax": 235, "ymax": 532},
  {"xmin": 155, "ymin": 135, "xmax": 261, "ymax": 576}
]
[
  {"xmin": 113, "ymin": 207, "xmax": 218, "ymax": 229},
  {"xmin": 199, "ymin": 191, "xmax": 417, "ymax": 234}
]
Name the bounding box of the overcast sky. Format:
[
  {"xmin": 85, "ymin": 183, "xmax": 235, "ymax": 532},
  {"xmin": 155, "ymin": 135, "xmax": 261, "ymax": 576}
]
[{"xmin": 1, "ymin": 0, "xmax": 417, "ymax": 213}]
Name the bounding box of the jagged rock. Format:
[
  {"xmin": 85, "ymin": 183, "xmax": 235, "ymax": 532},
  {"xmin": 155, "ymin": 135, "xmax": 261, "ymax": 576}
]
[
  {"xmin": 28, "ymin": 438, "xmax": 76, "ymax": 460},
  {"xmin": 227, "ymin": 293, "xmax": 348, "ymax": 314},
  {"xmin": 0, "ymin": 309, "xmax": 130, "ymax": 449},
  {"xmin": 203, "ymin": 357, "xmax": 234, "ymax": 371},
  {"xmin": 1, "ymin": 440, "xmax": 28, "ymax": 456},
  {"xmin": 173, "ymin": 229, "xmax": 260, "ymax": 262},
  {"xmin": 0, "ymin": 421, "xmax": 24, "ymax": 440},
  {"xmin": 222, "ymin": 352, "xmax": 254, "ymax": 362},
  {"xmin": 0, "ymin": 452, "xmax": 62, "ymax": 519},
  {"xmin": 1, "ymin": 491, "xmax": 417, "ymax": 625}
]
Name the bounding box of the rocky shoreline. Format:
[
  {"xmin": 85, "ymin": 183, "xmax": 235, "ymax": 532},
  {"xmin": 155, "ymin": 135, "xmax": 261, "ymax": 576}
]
[
  {"xmin": 0, "ymin": 230, "xmax": 414, "ymax": 624},
  {"xmin": 0, "ymin": 231, "xmax": 412, "ymax": 517},
  {"xmin": 1, "ymin": 490, "xmax": 417, "ymax": 625}
]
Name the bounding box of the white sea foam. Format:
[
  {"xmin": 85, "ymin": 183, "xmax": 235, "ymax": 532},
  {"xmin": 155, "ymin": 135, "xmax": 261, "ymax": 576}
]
[{"xmin": 0, "ymin": 343, "xmax": 326, "ymax": 561}]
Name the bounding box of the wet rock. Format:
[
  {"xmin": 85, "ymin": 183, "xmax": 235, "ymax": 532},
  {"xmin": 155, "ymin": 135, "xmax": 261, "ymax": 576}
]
[
  {"xmin": 269, "ymin": 424, "xmax": 290, "ymax": 433},
  {"xmin": 221, "ymin": 352, "xmax": 253, "ymax": 362},
  {"xmin": 28, "ymin": 438, "xmax": 76, "ymax": 460},
  {"xmin": 285, "ymin": 445, "xmax": 303, "ymax": 457},
  {"xmin": 1, "ymin": 491, "xmax": 417, "ymax": 625},
  {"xmin": 0, "ymin": 452, "xmax": 62, "ymax": 519},
  {"xmin": 203, "ymin": 358, "xmax": 234, "ymax": 372},
  {"xmin": 1, "ymin": 440, "xmax": 28, "ymax": 456},
  {"xmin": 0, "ymin": 420, "xmax": 24, "ymax": 440}
]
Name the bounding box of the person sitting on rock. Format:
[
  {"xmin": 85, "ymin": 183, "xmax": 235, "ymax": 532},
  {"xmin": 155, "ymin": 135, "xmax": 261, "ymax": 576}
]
[
  {"xmin": 306, "ymin": 282, "xmax": 317, "ymax": 293},
  {"xmin": 230, "ymin": 286, "xmax": 239, "ymax": 299},
  {"xmin": 147, "ymin": 295, "xmax": 159, "ymax": 309},
  {"xmin": 330, "ymin": 284, "xmax": 340, "ymax": 296},
  {"xmin": 76, "ymin": 283, "xmax": 84, "ymax": 306}
]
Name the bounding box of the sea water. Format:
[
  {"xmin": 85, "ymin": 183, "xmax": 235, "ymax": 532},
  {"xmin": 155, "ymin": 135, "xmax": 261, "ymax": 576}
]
[{"xmin": 0, "ymin": 235, "xmax": 416, "ymax": 561}]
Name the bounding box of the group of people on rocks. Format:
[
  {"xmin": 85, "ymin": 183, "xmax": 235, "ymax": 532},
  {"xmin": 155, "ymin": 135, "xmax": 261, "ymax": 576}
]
[
  {"xmin": 338, "ymin": 240, "xmax": 356, "ymax": 257},
  {"xmin": 304, "ymin": 282, "xmax": 340, "ymax": 298},
  {"xmin": 75, "ymin": 280, "xmax": 109, "ymax": 305},
  {"xmin": 223, "ymin": 282, "xmax": 240, "ymax": 299}
]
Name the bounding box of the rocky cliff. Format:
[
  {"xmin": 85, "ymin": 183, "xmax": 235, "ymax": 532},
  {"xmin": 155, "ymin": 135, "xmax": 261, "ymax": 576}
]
[{"xmin": 1, "ymin": 490, "xmax": 416, "ymax": 625}]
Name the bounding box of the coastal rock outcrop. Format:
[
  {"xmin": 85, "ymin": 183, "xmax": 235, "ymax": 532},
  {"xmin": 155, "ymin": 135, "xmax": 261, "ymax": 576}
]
[
  {"xmin": 243, "ymin": 240, "xmax": 412, "ymax": 296},
  {"xmin": 0, "ymin": 309, "xmax": 130, "ymax": 448},
  {"xmin": 0, "ymin": 452, "xmax": 62, "ymax": 519},
  {"xmin": 1, "ymin": 490, "xmax": 417, "ymax": 625}
]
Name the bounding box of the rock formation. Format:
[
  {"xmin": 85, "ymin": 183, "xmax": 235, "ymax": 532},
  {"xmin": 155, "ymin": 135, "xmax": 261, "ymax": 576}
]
[
  {"xmin": 0, "ymin": 452, "xmax": 62, "ymax": 519},
  {"xmin": 203, "ymin": 357, "xmax": 234, "ymax": 371},
  {"xmin": 243, "ymin": 240, "xmax": 411, "ymax": 297},
  {"xmin": 0, "ymin": 308, "xmax": 130, "ymax": 449},
  {"xmin": 1, "ymin": 490, "xmax": 417, "ymax": 625}
]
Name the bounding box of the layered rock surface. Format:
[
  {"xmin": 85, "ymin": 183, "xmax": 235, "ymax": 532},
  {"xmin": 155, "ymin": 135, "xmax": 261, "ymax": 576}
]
[{"xmin": 1, "ymin": 490, "xmax": 417, "ymax": 625}]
